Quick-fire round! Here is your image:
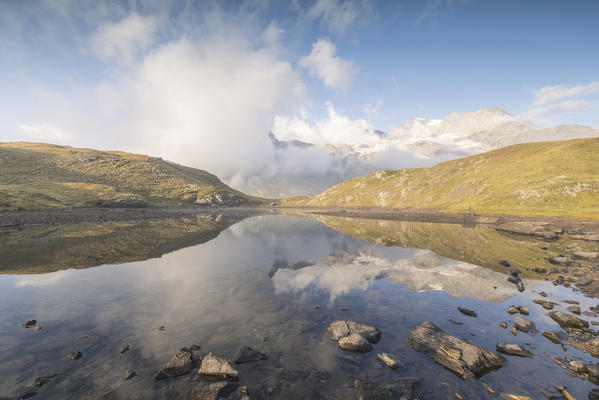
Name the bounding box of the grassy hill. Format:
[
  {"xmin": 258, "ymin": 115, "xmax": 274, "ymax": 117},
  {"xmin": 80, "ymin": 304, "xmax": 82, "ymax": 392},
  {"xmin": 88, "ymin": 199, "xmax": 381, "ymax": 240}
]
[
  {"xmin": 283, "ymin": 138, "xmax": 599, "ymax": 218},
  {"xmin": 0, "ymin": 142, "xmax": 264, "ymax": 211}
]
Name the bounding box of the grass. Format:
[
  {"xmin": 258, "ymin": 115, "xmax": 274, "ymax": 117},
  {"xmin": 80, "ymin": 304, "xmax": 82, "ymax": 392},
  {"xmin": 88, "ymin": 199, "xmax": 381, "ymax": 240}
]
[
  {"xmin": 283, "ymin": 138, "xmax": 599, "ymax": 219},
  {"xmin": 0, "ymin": 142, "xmax": 265, "ymax": 211}
]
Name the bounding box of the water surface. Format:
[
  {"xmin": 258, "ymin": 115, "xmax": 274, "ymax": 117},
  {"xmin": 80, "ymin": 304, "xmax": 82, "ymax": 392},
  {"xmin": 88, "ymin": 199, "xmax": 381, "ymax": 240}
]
[{"xmin": 0, "ymin": 213, "xmax": 597, "ymax": 399}]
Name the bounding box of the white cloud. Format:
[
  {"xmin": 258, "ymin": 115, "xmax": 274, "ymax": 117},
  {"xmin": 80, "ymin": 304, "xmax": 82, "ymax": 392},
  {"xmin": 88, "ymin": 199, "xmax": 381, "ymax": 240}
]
[
  {"xmin": 261, "ymin": 21, "xmax": 284, "ymax": 44},
  {"xmin": 307, "ymin": 0, "xmax": 359, "ymax": 34},
  {"xmin": 89, "ymin": 12, "xmax": 159, "ymax": 64},
  {"xmin": 523, "ymin": 81, "xmax": 599, "ymax": 124},
  {"xmin": 531, "ymin": 81, "xmax": 599, "ymax": 107},
  {"xmin": 272, "ymin": 102, "xmax": 375, "ymax": 147},
  {"xmin": 18, "ymin": 123, "xmax": 70, "ymax": 141},
  {"xmin": 299, "ymin": 38, "xmax": 356, "ymax": 89}
]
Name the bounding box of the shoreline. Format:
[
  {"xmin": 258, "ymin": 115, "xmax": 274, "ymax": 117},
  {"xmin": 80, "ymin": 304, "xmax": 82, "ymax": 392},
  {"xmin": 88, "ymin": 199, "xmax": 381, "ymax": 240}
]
[{"xmin": 2, "ymin": 205, "xmax": 599, "ymax": 231}]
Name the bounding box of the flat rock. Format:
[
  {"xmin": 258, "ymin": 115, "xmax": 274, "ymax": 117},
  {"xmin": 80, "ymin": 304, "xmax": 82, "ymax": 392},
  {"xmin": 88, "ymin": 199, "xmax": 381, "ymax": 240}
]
[
  {"xmin": 513, "ymin": 317, "xmax": 535, "ymax": 333},
  {"xmin": 377, "ymin": 353, "xmax": 402, "ymax": 369},
  {"xmin": 496, "ymin": 343, "xmax": 532, "ymax": 357},
  {"xmin": 549, "ymin": 311, "xmax": 589, "ymax": 330},
  {"xmin": 233, "ymin": 346, "xmax": 267, "ymax": 364},
  {"xmin": 543, "ymin": 331, "xmax": 568, "ymax": 344},
  {"xmin": 354, "ymin": 377, "xmax": 419, "ymax": 400},
  {"xmin": 495, "ymin": 222, "xmax": 562, "ymax": 240},
  {"xmin": 155, "ymin": 348, "xmax": 193, "ymax": 379},
  {"xmin": 408, "ymin": 321, "xmax": 504, "ymax": 379},
  {"xmin": 192, "ymin": 382, "xmax": 237, "ymax": 400},
  {"xmin": 198, "ymin": 353, "xmax": 239, "ymax": 381},
  {"xmin": 339, "ymin": 333, "xmax": 372, "ymax": 353},
  {"xmin": 326, "ymin": 320, "xmax": 381, "ymax": 344},
  {"xmin": 457, "ymin": 307, "xmax": 477, "ymax": 317},
  {"xmin": 64, "ymin": 351, "xmax": 82, "ymax": 360}
]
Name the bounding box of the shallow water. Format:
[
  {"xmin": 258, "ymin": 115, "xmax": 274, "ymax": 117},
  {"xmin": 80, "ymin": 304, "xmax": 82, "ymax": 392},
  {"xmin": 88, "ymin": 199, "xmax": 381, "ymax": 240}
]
[{"xmin": 0, "ymin": 213, "xmax": 597, "ymax": 399}]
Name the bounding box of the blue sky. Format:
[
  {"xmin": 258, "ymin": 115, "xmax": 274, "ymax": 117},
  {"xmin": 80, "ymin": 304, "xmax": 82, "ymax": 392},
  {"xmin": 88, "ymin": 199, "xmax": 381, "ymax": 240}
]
[{"xmin": 0, "ymin": 0, "xmax": 598, "ymax": 180}]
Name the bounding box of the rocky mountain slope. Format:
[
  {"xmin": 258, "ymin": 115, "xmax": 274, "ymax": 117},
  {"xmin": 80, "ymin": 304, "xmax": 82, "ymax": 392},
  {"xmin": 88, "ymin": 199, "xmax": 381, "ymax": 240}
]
[
  {"xmin": 0, "ymin": 142, "xmax": 265, "ymax": 211},
  {"xmin": 283, "ymin": 138, "xmax": 599, "ymax": 218}
]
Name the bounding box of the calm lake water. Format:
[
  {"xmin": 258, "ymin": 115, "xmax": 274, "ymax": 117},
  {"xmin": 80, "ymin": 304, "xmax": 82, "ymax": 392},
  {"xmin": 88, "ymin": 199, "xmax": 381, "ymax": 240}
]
[{"xmin": 0, "ymin": 212, "xmax": 597, "ymax": 399}]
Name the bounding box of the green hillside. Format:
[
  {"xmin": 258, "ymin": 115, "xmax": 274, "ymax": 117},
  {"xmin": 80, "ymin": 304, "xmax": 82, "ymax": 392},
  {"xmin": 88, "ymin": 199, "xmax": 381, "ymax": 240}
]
[
  {"xmin": 0, "ymin": 142, "xmax": 264, "ymax": 211},
  {"xmin": 284, "ymin": 138, "xmax": 599, "ymax": 218}
]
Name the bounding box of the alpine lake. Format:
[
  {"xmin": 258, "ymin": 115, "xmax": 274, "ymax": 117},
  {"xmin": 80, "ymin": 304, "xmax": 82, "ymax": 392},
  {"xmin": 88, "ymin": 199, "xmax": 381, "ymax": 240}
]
[{"xmin": 1, "ymin": 209, "xmax": 599, "ymax": 400}]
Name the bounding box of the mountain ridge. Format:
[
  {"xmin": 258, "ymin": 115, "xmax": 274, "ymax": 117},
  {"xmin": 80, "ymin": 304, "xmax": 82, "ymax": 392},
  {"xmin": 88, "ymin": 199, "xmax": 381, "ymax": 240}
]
[
  {"xmin": 0, "ymin": 142, "xmax": 265, "ymax": 211},
  {"xmin": 282, "ymin": 137, "xmax": 599, "ymax": 219}
]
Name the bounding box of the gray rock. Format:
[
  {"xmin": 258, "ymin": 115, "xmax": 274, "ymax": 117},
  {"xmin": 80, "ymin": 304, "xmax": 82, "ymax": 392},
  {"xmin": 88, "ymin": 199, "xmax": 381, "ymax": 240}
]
[
  {"xmin": 338, "ymin": 333, "xmax": 372, "ymax": 353},
  {"xmin": 589, "ymin": 388, "xmax": 599, "ymax": 400},
  {"xmin": 549, "ymin": 256, "xmax": 572, "ymax": 266},
  {"xmin": 233, "ymin": 346, "xmax": 267, "ymax": 364},
  {"xmin": 377, "ymin": 353, "xmax": 403, "ymax": 369},
  {"xmin": 549, "ymin": 311, "xmax": 589, "ymax": 329},
  {"xmin": 496, "ymin": 343, "xmax": 532, "ymax": 357},
  {"xmin": 408, "ymin": 321, "xmax": 504, "ymax": 379},
  {"xmin": 519, "ymin": 306, "xmax": 529, "ymax": 315},
  {"xmin": 119, "ymin": 343, "xmax": 131, "ymax": 354},
  {"xmin": 513, "ymin": 317, "xmax": 535, "ymax": 333},
  {"xmin": 354, "ymin": 377, "xmax": 420, "ymax": 400},
  {"xmin": 155, "ymin": 348, "xmax": 193, "ymax": 379},
  {"xmin": 192, "ymin": 382, "xmax": 237, "ymax": 400},
  {"xmin": 123, "ymin": 369, "xmax": 136, "ymax": 381},
  {"xmin": 198, "ymin": 353, "xmax": 239, "ymax": 381},
  {"xmin": 64, "ymin": 351, "xmax": 82, "ymax": 360},
  {"xmin": 327, "ymin": 320, "xmax": 350, "ymax": 341},
  {"xmin": 573, "ymin": 251, "xmax": 599, "ymax": 260},
  {"xmin": 326, "ymin": 320, "xmax": 381, "ymax": 344}
]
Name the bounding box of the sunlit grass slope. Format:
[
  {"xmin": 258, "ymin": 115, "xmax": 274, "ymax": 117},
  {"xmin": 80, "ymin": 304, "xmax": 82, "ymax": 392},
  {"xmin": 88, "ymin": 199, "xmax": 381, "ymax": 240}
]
[
  {"xmin": 0, "ymin": 142, "xmax": 264, "ymax": 211},
  {"xmin": 284, "ymin": 138, "xmax": 599, "ymax": 218}
]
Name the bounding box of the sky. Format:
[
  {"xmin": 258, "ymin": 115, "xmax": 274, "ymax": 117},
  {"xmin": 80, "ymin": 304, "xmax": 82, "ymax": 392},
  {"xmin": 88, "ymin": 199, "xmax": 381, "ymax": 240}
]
[{"xmin": 1, "ymin": 0, "xmax": 598, "ymax": 195}]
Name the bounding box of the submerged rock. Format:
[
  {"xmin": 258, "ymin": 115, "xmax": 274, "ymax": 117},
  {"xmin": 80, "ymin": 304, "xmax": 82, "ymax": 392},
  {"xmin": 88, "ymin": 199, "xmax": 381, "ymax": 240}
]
[
  {"xmin": 499, "ymin": 260, "xmax": 511, "ymax": 267},
  {"xmin": 198, "ymin": 353, "xmax": 239, "ymax": 381},
  {"xmin": 233, "ymin": 346, "xmax": 267, "ymax": 364},
  {"xmin": 377, "ymin": 353, "xmax": 402, "ymax": 369},
  {"xmin": 354, "ymin": 377, "xmax": 419, "ymax": 400},
  {"xmin": 567, "ymin": 305, "xmax": 581, "ymax": 315},
  {"xmin": 533, "ymin": 299, "xmax": 554, "ymax": 310},
  {"xmin": 123, "ymin": 369, "xmax": 137, "ymax": 381},
  {"xmin": 22, "ymin": 320, "xmax": 37, "ymax": 328},
  {"xmin": 408, "ymin": 321, "xmax": 504, "ymax": 379},
  {"xmin": 549, "ymin": 311, "xmax": 589, "ymax": 330},
  {"xmin": 457, "ymin": 307, "xmax": 477, "ymax": 317},
  {"xmin": 543, "ymin": 331, "xmax": 568, "ymax": 344},
  {"xmin": 192, "ymin": 382, "xmax": 237, "ymax": 400},
  {"xmin": 496, "ymin": 343, "xmax": 532, "ymax": 357},
  {"xmin": 30, "ymin": 374, "xmax": 57, "ymax": 387},
  {"xmin": 513, "ymin": 317, "xmax": 535, "ymax": 333},
  {"xmin": 119, "ymin": 343, "xmax": 131, "ymax": 354},
  {"xmin": 64, "ymin": 351, "xmax": 82, "ymax": 360},
  {"xmin": 155, "ymin": 348, "xmax": 193, "ymax": 379},
  {"xmin": 339, "ymin": 333, "xmax": 372, "ymax": 353}
]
